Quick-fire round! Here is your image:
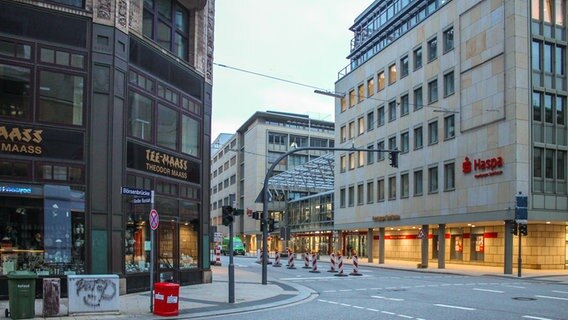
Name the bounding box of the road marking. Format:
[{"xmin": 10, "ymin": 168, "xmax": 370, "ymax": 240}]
[
  {"xmin": 523, "ymin": 316, "xmax": 553, "ymax": 320},
  {"xmin": 552, "ymin": 290, "xmax": 568, "ymax": 294},
  {"xmin": 328, "ymin": 301, "xmax": 338, "ymax": 305},
  {"xmin": 372, "ymin": 295, "xmax": 404, "ymax": 301},
  {"xmin": 434, "ymin": 304, "xmax": 476, "ymax": 311},
  {"xmin": 397, "ymin": 315, "xmax": 413, "ymax": 319},
  {"xmin": 353, "ymin": 306, "xmax": 365, "ymax": 309},
  {"xmin": 381, "ymin": 311, "xmax": 396, "ymax": 315},
  {"xmin": 535, "ymin": 295, "xmax": 568, "ymax": 301},
  {"xmin": 366, "ymin": 308, "xmax": 379, "ymax": 312},
  {"xmin": 415, "ymin": 285, "xmax": 426, "ymax": 288},
  {"xmin": 356, "ymin": 288, "xmax": 368, "ymax": 291},
  {"xmin": 340, "ymin": 303, "xmax": 351, "ymax": 307},
  {"xmin": 339, "ymin": 289, "xmax": 352, "ymax": 292},
  {"xmin": 452, "ymin": 283, "xmax": 464, "ymax": 286},
  {"xmin": 503, "ymin": 284, "xmax": 525, "ymax": 289},
  {"xmin": 473, "ymin": 288, "xmax": 504, "ymax": 293},
  {"xmin": 323, "ymin": 290, "xmax": 336, "ymax": 293}
]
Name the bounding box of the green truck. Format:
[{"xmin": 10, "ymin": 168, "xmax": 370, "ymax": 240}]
[{"xmin": 221, "ymin": 237, "xmax": 246, "ymax": 255}]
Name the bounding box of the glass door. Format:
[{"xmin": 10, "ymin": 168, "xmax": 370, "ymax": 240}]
[{"xmin": 158, "ymin": 221, "xmax": 177, "ymax": 282}]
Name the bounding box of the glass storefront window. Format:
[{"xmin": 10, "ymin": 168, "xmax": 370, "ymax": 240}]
[
  {"xmin": 38, "ymin": 70, "xmax": 84, "ymax": 126},
  {"xmin": 125, "ymin": 215, "xmax": 150, "ymax": 273},
  {"xmin": 128, "ymin": 91, "xmax": 153, "ymax": 142},
  {"xmin": 0, "ymin": 64, "xmax": 31, "ymax": 119},
  {"xmin": 157, "ymin": 104, "xmax": 178, "ymax": 150},
  {"xmin": 181, "ymin": 114, "xmax": 200, "ymax": 157}
]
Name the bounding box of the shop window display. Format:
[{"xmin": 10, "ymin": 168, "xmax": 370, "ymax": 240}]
[{"xmin": 125, "ymin": 213, "xmax": 151, "ymax": 273}]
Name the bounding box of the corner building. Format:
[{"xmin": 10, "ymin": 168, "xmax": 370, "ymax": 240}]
[
  {"xmin": 335, "ymin": 0, "xmax": 568, "ymax": 270},
  {"xmin": 0, "ymin": 0, "xmax": 214, "ymax": 296}
]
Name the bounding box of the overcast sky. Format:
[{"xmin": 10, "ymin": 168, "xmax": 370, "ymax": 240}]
[{"xmin": 211, "ymin": 1, "xmax": 371, "ymax": 140}]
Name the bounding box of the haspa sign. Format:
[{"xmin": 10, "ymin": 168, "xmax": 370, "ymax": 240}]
[{"xmin": 462, "ymin": 156, "xmax": 504, "ymax": 178}]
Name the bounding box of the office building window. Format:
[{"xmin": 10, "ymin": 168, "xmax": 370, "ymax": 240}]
[
  {"xmin": 544, "ymin": 43, "xmax": 553, "ymax": 73},
  {"xmin": 428, "ymin": 166, "xmax": 439, "ymax": 193},
  {"xmin": 534, "ymin": 147, "xmax": 543, "ymax": 178},
  {"xmin": 378, "ymin": 71, "xmax": 385, "ymax": 91},
  {"xmin": 533, "ymin": 40, "xmax": 542, "ymax": 71},
  {"xmin": 0, "ymin": 64, "xmax": 31, "ymax": 119},
  {"xmin": 348, "ymin": 186, "xmax": 354, "ymax": 207},
  {"xmin": 444, "ymin": 162, "xmax": 455, "ymax": 191},
  {"xmin": 414, "ymin": 86, "xmax": 423, "ymax": 110},
  {"xmin": 428, "ymin": 121, "xmax": 438, "ymax": 145},
  {"xmin": 349, "ymin": 152, "xmax": 356, "ymax": 170},
  {"xmin": 377, "ymin": 140, "xmax": 385, "ymax": 161},
  {"xmin": 414, "ymin": 169, "xmax": 423, "ymax": 196},
  {"xmin": 389, "ymin": 100, "xmax": 397, "ymax": 122},
  {"xmin": 349, "ymin": 121, "xmax": 355, "ymax": 139},
  {"xmin": 378, "ymin": 106, "xmax": 385, "ymax": 126},
  {"xmin": 367, "ymin": 111, "xmax": 375, "ymax": 131},
  {"xmin": 367, "ymin": 181, "xmax": 374, "ymax": 204},
  {"xmin": 39, "ymin": 70, "xmax": 84, "ymax": 126},
  {"xmin": 389, "ymin": 64, "xmax": 397, "ymax": 85},
  {"xmin": 340, "ymin": 188, "xmax": 346, "ymax": 207},
  {"xmin": 367, "ymin": 144, "xmax": 375, "ymax": 164},
  {"xmin": 377, "ymin": 179, "xmax": 385, "ymax": 201},
  {"xmin": 401, "ymin": 131, "xmax": 409, "ymax": 153},
  {"xmin": 414, "ymin": 46, "xmax": 423, "ymax": 70},
  {"xmin": 143, "ymin": 0, "xmax": 190, "ymax": 60},
  {"xmin": 556, "ymin": 46, "xmax": 565, "ymax": 76},
  {"xmin": 401, "ymin": 173, "xmax": 409, "ymax": 198},
  {"xmin": 400, "ymin": 55, "xmax": 409, "ymax": 78},
  {"xmin": 533, "ymin": 91, "xmax": 542, "ymax": 122},
  {"xmin": 444, "ymin": 71, "xmax": 455, "ymax": 96},
  {"xmin": 128, "ymin": 91, "xmax": 153, "ymax": 141},
  {"xmin": 358, "ymin": 84, "xmax": 365, "ymax": 103},
  {"xmin": 414, "ymin": 126, "xmax": 423, "ymax": 149},
  {"xmin": 157, "ymin": 104, "xmax": 178, "ymax": 150},
  {"xmin": 349, "ymin": 89, "xmax": 356, "ymax": 107},
  {"xmin": 358, "ymin": 117, "xmax": 365, "ymax": 135},
  {"xmin": 444, "ymin": 115, "xmax": 455, "ymax": 139},
  {"xmin": 340, "ymin": 125, "xmax": 347, "ymax": 142},
  {"xmin": 357, "ymin": 183, "xmax": 364, "ymax": 205},
  {"xmin": 532, "ymin": 0, "xmax": 540, "ymax": 20},
  {"xmin": 557, "ymin": 95, "xmax": 566, "ymax": 125},
  {"xmin": 340, "ymin": 155, "xmax": 346, "ymax": 173},
  {"xmin": 428, "ymin": 79, "xmax": 438, "ymax": 103},
  {"xmin": 443, "ymin": 27, "xmax": 454, "ymax": 53},
  {"xmin": 388, "ymin": 136, "xmax": 397, "ymax": 151},
  {"xmin": 400, "ymin": 94, "xmax": 409, "ymax": 116},
  {"xmin": 428, "ymin": 37, "xmax": 437, "ymax": 61},
  {"xmin": 358, "ymin": 150, "xmax": 365, "ymax": 167},
  {"xmin": 341, "ymin": 96, "xmax": 347, "ymax": 112},
  {"xmin": 388, "ymin": 176, "xmax": 397, "ymax": 200},
  {"xmin": 367, "ymin": 78, "xmax": 375, "ymax": 97}
]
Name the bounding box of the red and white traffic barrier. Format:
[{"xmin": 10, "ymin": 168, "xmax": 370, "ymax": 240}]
[
  {"xmin": 214, "ymin": 244, "xmax": 222, "ymax": 266},
  {"xmin": 350, "ymin": 254, "xmax": 363, "ymax": 276},
  {"xmin": 287, "ymin": 248, "xmax": 296, "ymax": 269},
  {"xmin": 302, "ymin": 251, "xmax": 311, "ymax": 269},
  {"xmin": 273, "ymin": 249, "xmax": 282, "ymax": 267},
  {"xmin": 309, "ymin": 252, "xmax": 320, "ymax": 273},
  {"xmin": 327, "ymin": 252, "xmax": 337, "ymax": 272},
  {"xmin": 334, "ymin": 254, "xmax": 347, "ymax": 277}
]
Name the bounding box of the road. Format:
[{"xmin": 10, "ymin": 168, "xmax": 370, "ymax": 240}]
[{"xmin": 212, "ymin": 256, "xmax": 567, "ymax": 320}]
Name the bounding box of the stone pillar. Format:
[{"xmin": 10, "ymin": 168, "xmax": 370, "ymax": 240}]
[
  {"xmin": 438, "ymin": 224, "xmax": 446, "ymax": 269},
  {"xmin": 504, "ymin": 220, "xmax": 513, "ymax": 274},
  {"xmin": 421, "ymin": 224, "xmax": 429, "ymax": 268},
  {"xmin": 367, "ymin": 228, "xmax": 374, "ymax": 263},
  {"xmin": 378, "ymin": 227, "xmax": 385, "ymax": 264}
]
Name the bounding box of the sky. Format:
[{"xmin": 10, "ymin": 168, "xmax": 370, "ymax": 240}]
[{"xmin": 211, "ymin": 1, "xmax": 372, "ymax": 140}]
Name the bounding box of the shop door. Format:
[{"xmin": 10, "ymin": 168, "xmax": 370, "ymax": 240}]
[{"xmin": 158, "ymin": 221, "xmax": 177, "ymax": 282}]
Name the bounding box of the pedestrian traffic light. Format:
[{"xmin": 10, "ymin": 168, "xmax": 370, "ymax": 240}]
[
  {"xmin": 222, "ymin": 205, "xmax": 234, "ymax": 226},
  {"xmin": 519, "ymin": 223, "xmax": 528, "ymax": 236},
  {"xmin": 268, "ymin": 218, "xmax": 275, "ymax": 232},
  {"xmin": 511, "ymin": 221, "xmax": 518, "ymax": 235},
  {"xmin": 389, "ymin": 151, "xmax": 398, "ymax": 168}
]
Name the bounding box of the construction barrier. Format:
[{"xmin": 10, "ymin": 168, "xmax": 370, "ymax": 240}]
[
  {"xmin": 309, "ymin": 253, "xmax": 320, "ymax": 273},
  {"xmin": 287, "ymin": 249, "xmax": 296, "ymax": 269},
  {"xmin": 302, "ymin": 251, "xmax": 311, "ymax": 269},
  {"xmin": 334, "ymin": 254, "xmax": 348, "ymax": 277},
  {"xmin": 273, "ymin": 249, "xmax": 282, "ymax": 267},
  {"xmin": 214, "ymin": 244, "xmax": 222, "ymax": 266},
  {"xmin": 350, "ymin": 254, "xmax": 363, "ymax": 276},
  {"xmin": 327, "ymin": 252, "xmax": 337, "ymax": 272}
]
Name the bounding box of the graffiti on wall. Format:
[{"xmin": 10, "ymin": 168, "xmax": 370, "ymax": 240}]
[{"xmin": 74, "ymin": 278, "xmax": 117, "ymax": 307}]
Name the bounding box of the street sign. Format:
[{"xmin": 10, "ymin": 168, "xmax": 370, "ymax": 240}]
[
  {"xmin": 417, "ymin": 229, "xmax": 425, "ymax": 239},
  {"xmin": 214, "ymin": 232, "xmax": 223, "ymax": 242},
  {"xmin": 121, "ymin": 187, "xmax": 151, "ymax": 198},
  {"xmin": 149, "ymin": 209, "xmax": 159, "ymax": 230},
  {"xmin": 132, "ymin": 197, "xmax": 152, "ymax": 204}
]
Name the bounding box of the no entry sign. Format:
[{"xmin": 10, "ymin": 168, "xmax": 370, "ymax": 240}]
[{"xmin": 150, "ymin": 209, "xmax": 159, "ymax": 230}]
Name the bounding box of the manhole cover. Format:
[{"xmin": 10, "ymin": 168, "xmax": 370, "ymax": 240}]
[{"xmin": 512, "ymin": 297, "xmax": 537, "ymax": 301}]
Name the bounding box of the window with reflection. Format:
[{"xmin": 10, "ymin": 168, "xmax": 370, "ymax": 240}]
[
  {"xmin": 179, "ymin": 201, "xmax": 199, "ymax": 269},
  {"xmin": 38, "ymin": 70, "xmax": 84, "ymax": 126},
  {"xmin": 128, "ymin": 91, "xmax": 153, "ymax": 142},
  {"xmin": 181, "ymin": 114, "xmax": 200, "ymax": 157},
  {"xmin": 157, "ymin": 104, "xmax": 178, "ymax": 149},
  {"xmin": 0, "ymin": 64, "xmax": 30, "ymax": 119},
  {"xmin": 143, "ymin": 0, "xmax": 190, "ymax": 60}
]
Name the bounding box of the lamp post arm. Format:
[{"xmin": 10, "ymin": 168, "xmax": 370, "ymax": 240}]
[{"xmin": 261, "ymin": 146, "xmax": 399, "ymax": 285}]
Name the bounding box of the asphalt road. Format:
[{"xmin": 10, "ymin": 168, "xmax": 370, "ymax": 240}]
[{"xmin": 214, "ymin": 256, "xmax": 568, "ymax": 320}]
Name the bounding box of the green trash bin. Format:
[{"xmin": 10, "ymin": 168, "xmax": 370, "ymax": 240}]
[{"xmin": 6, "ymin": 271, "xmax": 37, "ymax": 319}]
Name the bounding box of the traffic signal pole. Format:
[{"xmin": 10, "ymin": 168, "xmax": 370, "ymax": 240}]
[
  {"xmin": 518, "ymin": 229, "xmax": 522, "ymax": 278},
  {"xmin": 228, "ymin": 221, "xmax": 235, "ymax": 303},
  {"xmin": 261, "ymin": 146, "xmax": 399, "ymax": 285}
]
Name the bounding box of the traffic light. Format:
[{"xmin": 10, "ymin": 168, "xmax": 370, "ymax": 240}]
[
  {"xmin": 511, "ymin": 221, "xmax": 518, "ymax": 235},
  {"xmin": 519, "ymin": 223, "xmax": 528, "ymax": 236},
  {"xmin": 222, "ymin": 205, "xmax": 234, "ymax": 226},
  {"xmin": 252, "ymin": 211, "xmax": 261, "ymax": 220},
  {"xmin": 268, "ymin": 218, "xmax": 275, "ymax": 232},
  {"xmin": 388, "ymin": 151, "xmax": 398, "ymax": 168}
]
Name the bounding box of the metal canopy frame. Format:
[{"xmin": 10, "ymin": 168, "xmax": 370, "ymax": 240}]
[{"xmin": 267, "ymin": 152, "xmax": 335, "ymax": 195}]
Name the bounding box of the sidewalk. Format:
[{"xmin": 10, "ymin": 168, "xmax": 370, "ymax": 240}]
[{"xmin": 1, "ymin": 256, "xmax": 566, "ymax": 319}]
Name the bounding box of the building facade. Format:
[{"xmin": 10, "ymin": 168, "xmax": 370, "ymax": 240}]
[
  {"xmin": 0, "ymin": 0, "xmax": 214, "ymax": 296},
  {"xmin": 210, "ymin": 111, "xmax": 334, "ymax": 252},
  {"xmin": 334, "ymin": 0, "xmax": 568, "ymax": 270}
]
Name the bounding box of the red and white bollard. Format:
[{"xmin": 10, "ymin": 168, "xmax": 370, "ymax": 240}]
[
  {"xmin": 334, "ymin": 254, "xmax": 347, "ymax": 277},
  {"xmin": 309, "ymin": 252, "xmax": 320, "ymax": 273},
  {"xmin": 214, "ymin": 244, "xmax": 222, "ymax": 266},
  {"xmin": 287, "ymin": 248, "xmax": 296, "ymax": 269},
  {"xmin": 327, "ymin": 252, "xmax": 337, "ymax": 273},
  {"xmin": 273, "ymin": 249, "xmax": 282, "ymax": 267},
  {"xmin": 350, "ymin": 254, "xmax": 363, "ymax": 276},
  {"xmin": 302, "ymin": 251, "xmax": 311, "ymax": 269}
]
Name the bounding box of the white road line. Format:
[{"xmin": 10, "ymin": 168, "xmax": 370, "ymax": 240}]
[
  {"xmin": 356, "ymin": 288, "xmax": 368, "ymax": 291},
  {"xmin": 473, "ymin": 288, "xmax": 504, "ymax": 293},
  {"xmin": 523, "ymin": 316, "xmax": 553, "ymax": 320},
  {"xmin": 340, "ymin": 303, "xmax": 351, "ymax": 307},
  {"xmin": 503, "ymin": 284, "xmax": 525, "ymax": 289},
  {"xmin": 552, "ymin": 290, "xmax": 568, "ymax": 294},
  {"xmin": 366, "ymin": 308, "xmax": 379, "ymax": 312},
  {"xmin": 453, "ymin": 283, "xmax": 464, "ymax": 286},
  {"xmin": 381, "ymin": 311, "xmax": 396, "ymax": 315},
  {"xmin": 328, "ymin": 301, "xmax": 339, "ymax": 305},
  {"xmin": 535, "ymin": 295, "xmax": 568, "ymax": 301},
  {"xmin": 372, "ymin": 295, "xmax": 405, "ymax": 301},
  {"xmin": 415, "ymin": 285, "xmax": 426, "ymax": 288},
  {"xmin": 323, "ymin": 290, "xmax": 336, "ymax": 293},
  {"xmin": 440, "ymin": 284, "xmax": 451, "ymax": 286},
  {"xmin": 434, "ymin": 304, "xmax": 476, "ymax": 311},
  {"xmin": 319, "ymin": 299, "xmax": 328, "ymax": 303},
  {"xmin": 370, "ymin": 287, "xmax": 382, "ymax": 290},
  {"xmin": 397, "ymin": 314, "xmax": 413, "ymax": 319},
  {"xmin": 353, "ymin": 306, "xmax": 365, "ymax": 309},
  {"xmin": 339, "ymin": 289, "xmax": 352, "ymax": 292}
]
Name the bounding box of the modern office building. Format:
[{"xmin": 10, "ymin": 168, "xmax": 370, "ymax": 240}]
[
  {"xmin": 210, "ymin": 111, "xmax": 334, "ymax": 252},
  {"xmin": 334, "ymin": 0, "xmax": 567, "ymax": 270},
  {"xmin": 0, "ymin": 0, "xmax": 214, "ymax": 296}
]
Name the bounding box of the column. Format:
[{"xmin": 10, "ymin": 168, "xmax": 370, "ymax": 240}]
[
  {"xmin": 421, "ymin": 224, "xmax": 429, "ymax": 268},
  {"xmin": 367, "ymin": 228, "xmax": 374, "ymax": 263},
  {"xmin": 378, "ymin": 227, "xmax": 385, "ymax": 264},
  {"xmin": 504, "ymin": 220, "xmax": 513, "ymax": 274},
  {"xmin": 438, "ymin": 224, "xmax": 446, "ymax": 269}
]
